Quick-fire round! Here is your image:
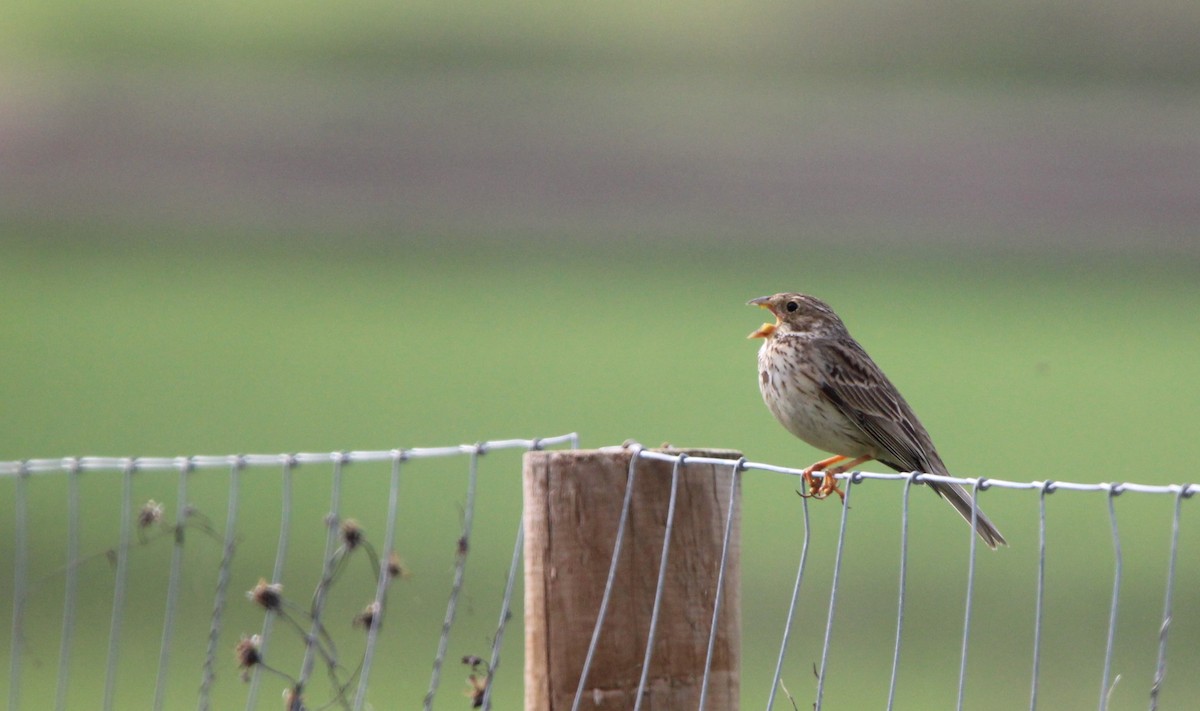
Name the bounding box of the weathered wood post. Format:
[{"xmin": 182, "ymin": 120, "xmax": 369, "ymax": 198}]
[{"xmin": 523, "ymin": 447, "xmax": 742, "ymax": 710}]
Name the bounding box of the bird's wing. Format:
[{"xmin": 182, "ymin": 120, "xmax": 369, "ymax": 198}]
[
  {"xmin": 807, "ymin": 336, "xmax": 1006, "ymax": 548},
  {"xmin": 810, "ymin": 336, "xmax": 939, "ymax": 474}
]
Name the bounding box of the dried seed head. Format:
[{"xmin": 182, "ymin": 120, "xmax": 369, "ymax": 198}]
[
  {"xmin": 234, "ymin": 634, "xmax": 262, "ymax": 669},
  {"xmin": 138, "ymin": 500, "xmax": 164, "ymax": 528},
  {"xmin": 283, "ymin": 687, "xmax": 304, "ymax": 710},
  {"xmin": 247, "ymin": 578, "xmax": 283, "ymax": 611},
  {"xmin": 353, "ymin": 601, "xmax": 381, "ymax": 630},
  {"xmin": 387, "ymin": 551, "xmax": 409, "ymax": 580},
  {"xmin": 462, "ymin": 654, "xmax": 490, "ymax": 706},
  {"xmin": 464, "ymin": 671, "xmax": 488, "ymax": 708},
  {"xmin": 340, "ymin": 519, "xmax": 364, "ymax": 550}
]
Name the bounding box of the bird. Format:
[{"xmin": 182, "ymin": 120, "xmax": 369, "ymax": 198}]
[{"xmin": 748, "ymin": 292, "xmax": 1007, "ymax": 549}]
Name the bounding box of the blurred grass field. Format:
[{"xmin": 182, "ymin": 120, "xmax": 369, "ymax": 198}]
[
  {"xmin": 3, "ymin": 0, "xmax": 1200, "ymax": 707},
  {"xmin": 3, "ymin": 238, "xmax": 1198, "ymax": 708}
]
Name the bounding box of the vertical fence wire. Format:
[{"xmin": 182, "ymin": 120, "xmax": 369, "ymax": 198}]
[
  {"xmin": 1029, "ymin": 481, "xmax": 1053, "ymax": 711},
  {"xmin": 153, "ymin": 459, "xmax": 193, "ymax": 711},
  {"xmin": 766, "ymin": 493, "xmax": 811, "ymax": 711},
  {"xmin": 198, "ymin": 459, "xmax": 243, "ymax": 710},
  {"xmin": 885, "ymin": 472, "xmax": 917, "ymax": 711},
  {"xmin": 103, "ymin": 460, "xmax": 135, "ymax": 711},
  {"xmin": 812, "ymin": 474, "xmax": 855, "ymax": 711},
  {"xmin": 294, "ymin": 454, "xmax": 346, "ymax": 707},
  {"xmin": 8, "ymin": 464, "xmax": 29, "ymax": 711},
  {"xmin": 479, "ymin": 434, "xmax": 557, "ymax": 711},
  {"xmin": 698, "ymin": 458, "xmax": 743, "ymax": 711},
  {"xmin": 423, "ymin": 445, "xmax": 483, "ymax": 710},
  {"xmin": 633, "ymin": 454, "xmax": 685, "ymax": 711},
  {"xmin": 1149, "ymin": 486, "xmax": 1189, "ymax": 710},
  {"xmin": 245, "ymin": 456, "xmax": 294, "ymax": 711},
  {"xmin": 571, "ymin": 446, "xmax": 642, "ymax": 711},
  {"xmin": 54, "ymin": 461, "xmax": 82, "ymax": 711},
  {"xmin": 1099, "ymin": 484, "xmax": 1123, "ymax": 711},
  {"xmin": 353, "ymin": 451, "xmax": 405, "ymax": 711},
  {"xmin": 480, "ymin": 514, "xmax": 525, "ymax": 711},
  {"xmin": 956, "ymin": 478, "xmax": 986, "ymax": 711}
]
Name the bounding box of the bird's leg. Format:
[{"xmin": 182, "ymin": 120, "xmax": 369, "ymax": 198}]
[
  {"xmin": 812, "ymin": 455, "xmax": 872, "ymax": 501},
  {"xmin": 800, "ymin": 455, "xmax": 849, "ymax": 501},
  {"xmin": 827, "ymin": 455, "xmax": 870, "ymax": 474}
]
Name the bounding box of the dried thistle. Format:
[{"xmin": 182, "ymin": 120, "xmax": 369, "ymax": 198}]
[
  {"xmin": 138, "ymin": 499, "xmax": 164, "ymax": 529},
  {"xmin": 247, "ymin": 578, "xmax": 284, "ymax": 611},
  {"xmin": 234, "ymin": 634, "xmax": 262, "ymax": 670},
  {"xmin": 353, "ymin": 601, "xmax": 381, "ymax": 631},
  {"xmin": 387, "ymin": 550, "xmax": 409, "ymax": 580},
  {"xmin": 465, "ymin": 673, "xmax": 487, "ymax": 708},
  {"xmin": 340, "ymin": 519, "xmax": 364, "ymax": 550},
  {"xmin": 461, "ymin": 656, "xmax": 490, "ymax": 708}
]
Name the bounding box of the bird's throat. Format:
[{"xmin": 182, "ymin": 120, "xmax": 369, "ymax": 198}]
[{"xmin": 748, "ymin": 321, "xmax": 778, "ymax": 339}]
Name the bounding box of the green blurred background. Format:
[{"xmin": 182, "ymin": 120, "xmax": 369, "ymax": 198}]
[{"xmin": 2, "ymin": 1, "xmax": 1199, "ymax": 709}]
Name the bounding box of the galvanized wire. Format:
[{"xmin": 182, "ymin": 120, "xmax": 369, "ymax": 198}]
[
  {"xmin": 55, "ymin": 461, "xmax": 82, "ymax": 711},
  {"xmin": 8, "ymin": 463, "xmax": 29, "ymax": 711},
  {"xmin": 480, "ymin": 515, "xmax": 524, "ymax": 711},
  {"xmin": 244, "ymin": 456, "xmax": 295, "ymax": 711},
  {"xmin": 0, "ymin": 434, "xmax": 579, "ymax": 477},
  {"xmin": 570, "ymin": 445, "xmax": 642, "ymax": 711},
  {"xmin": 1149, "ymin": 486, "xmax": 1190, "ymax": 709},
  {"xmin": 423, "ymin": 445, "xmax": 484, "ymax": 709},
  {"xmin": 1099, "ymin": 484, "xmax": 1124, "ymax": 711},
  {"xmin": 4, "ymin": 435, "xmax": 577, "ymax": 711},
  {"xmin": 633, "ymin": 453, "xmax": 684, "ymax": 711},
  {"xmin": 766, "ymin": 495, "xmax": 811, "ymax": 711},
  {"xmin": 481, "ymin": 436, "xmax": 576, "ymax": 711},
  {"xmin": 5, "ymin": 450, "xmax": 1194, "ymax": 497},
  {"xmin": 956, "ymin": 478, "xmax": 986, "ymax": 711},
  {"xmin": 885, "ymin": 472, "xmax": 917, "ymax": 711},
  {"xmin": 699, "ymin": 457, "xmax": 743, "ymax": 711},
  {"xmin": 353, "ymin": 450, "xmax": 405, "ymax": 710},
  {"xmin": 153, "ymin": 459, "xmax": 193, "ymax": 711},
  {"xmin": 608, "ymin": 454, "xmax": 1195, "ymax": 711},
  {"xmin": 199, "ymin": 459, "xmax": 243, "ymax": 711},
  {"xmin": 1028, "ymin": 480, "xmax": 1054, "ymax": 711},
  {"xmin": 812, "ymin": 475, "xmax": 855, "ymax": 711},
  {"xmin": 102, "ymin": 459, "xmax": 136, "ymax": 711},
  {"xmin": 3, "ymin": 437, "xmax": 1196, "ymax": 710},
  {"xmin": 294, "ymin": 453, "xmax": 347, "ymax": 708}
]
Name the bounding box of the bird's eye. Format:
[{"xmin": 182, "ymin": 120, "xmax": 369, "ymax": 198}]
[{"xmin": 785, "ymin": 301, "xmax": 799, "ymax": 312}]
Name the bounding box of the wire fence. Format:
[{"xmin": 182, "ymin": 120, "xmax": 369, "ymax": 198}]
[
  {"xmin": 1, "ymin": 436, "xmax": 1196, "ymax": 710},
  {"xmin": 608, "ymin": 448, "xmax": 1197, "ymax": 711},
  {"xmin": 1, "ymin": 434, "xmax": 579, "ymax": 711}
]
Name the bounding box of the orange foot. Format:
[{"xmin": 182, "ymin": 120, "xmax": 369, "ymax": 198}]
[{"xmin": 799, "ymin": 454, "xmax": 871, "ymax": 502}]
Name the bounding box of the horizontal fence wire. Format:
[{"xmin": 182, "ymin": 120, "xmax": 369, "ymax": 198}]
[
  {"xmin": 4, "ymin": 436, "xmax": 1197, "ymax": 711},
  {"xmin": 0, "ymin": 436, "xmax": 577, "ymax": 477},
  {"xmin": 4, "ymin": 443, "xmax": 1193, "ymax": 496}
]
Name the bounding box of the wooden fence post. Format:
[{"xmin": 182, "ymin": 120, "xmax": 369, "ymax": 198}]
[{"xmin": 523, "ymin": 447, "xmax": 742, "ymax": 710}]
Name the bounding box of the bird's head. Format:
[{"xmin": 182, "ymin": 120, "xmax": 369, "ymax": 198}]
[{"xmin": 747, "ymin": 292, "xmax": 846, "ymax": 339}]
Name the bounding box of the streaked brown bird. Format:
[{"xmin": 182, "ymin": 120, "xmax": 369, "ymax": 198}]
[{"xmin": 748, "ymin": 292, "xmax": 1006, "ymax": 549}]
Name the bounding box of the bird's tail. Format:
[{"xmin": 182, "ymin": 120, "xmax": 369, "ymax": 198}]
[{"xmin": 928, "ymin": 480, "xmax": 1008, "ymax": 549}]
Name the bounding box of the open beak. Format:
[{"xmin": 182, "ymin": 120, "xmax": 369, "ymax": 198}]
[{"xmin": 747, "ymin": 296, "xmax": 778, "ymax": 339}]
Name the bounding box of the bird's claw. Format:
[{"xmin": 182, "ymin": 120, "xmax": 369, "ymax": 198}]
[{"xmin": 799, "ymin": 469, "xmax": 845, "ymax": 502}]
